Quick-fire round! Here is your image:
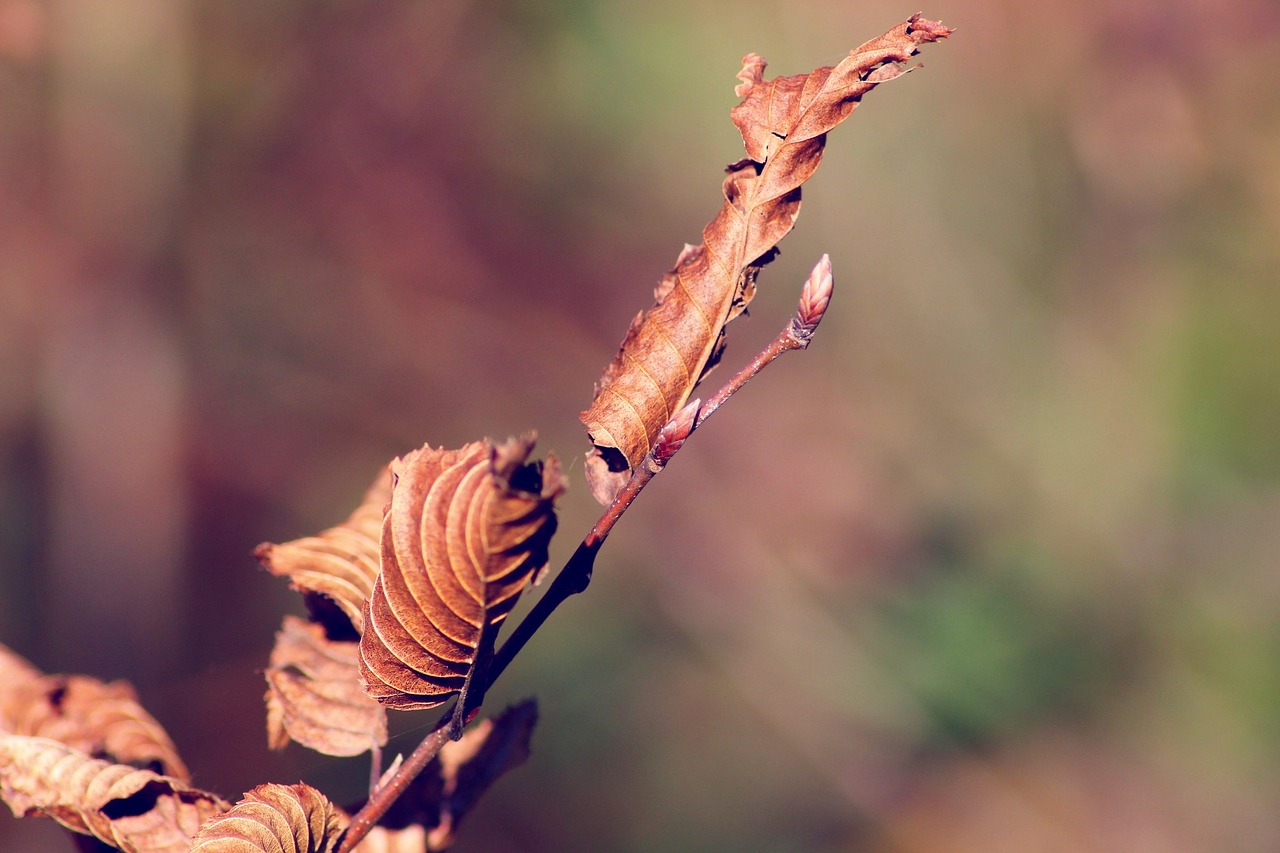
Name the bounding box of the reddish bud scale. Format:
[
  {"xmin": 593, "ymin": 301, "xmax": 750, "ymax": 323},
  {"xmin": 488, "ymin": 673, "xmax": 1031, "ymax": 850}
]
[
  {"xmin": 649, "ymin": 398, "xmax": 701, "ymax": 470},
  {"xmin": 789, "ymin": 254, "xmax": 834, "ymax": 346}
]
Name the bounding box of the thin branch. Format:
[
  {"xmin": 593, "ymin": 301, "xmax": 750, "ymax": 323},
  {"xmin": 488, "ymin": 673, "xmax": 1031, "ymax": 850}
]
[
  {"xmin": 339, "ymin": 723, "xmax": 454, "ymax": 852},
  {"xmin": 335, "ymin": 255, "xmax": 834, "ymax": 853}
]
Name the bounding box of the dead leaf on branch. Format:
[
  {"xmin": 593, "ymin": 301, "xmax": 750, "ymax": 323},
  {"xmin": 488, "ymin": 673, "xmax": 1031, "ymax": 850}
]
[
  {"xmin": 0, "ymin": 644, "xmax": 189, "ymax": 781},
  {"xmin": 257, "ymin": 465, "xmax": 392, "ymax": 635},
  {"xmin": 265, "ymin": 615, "xmax": 388, "ymax": 758},
  {"xmin": 580, "ymin": 13, "xmax": 953, "ymax": 503},
  {"xmin": 359, "ymin": 437, "xmax": 564, "ymax": 711},
  {"xmin": 189, "ymin": 782, "xmax": 345, "ymax": 853},
  {"xmin": 0, "ymin": 734, "xmax": 228, "ymax": 853},
  {"xmin": 257, "ymin": 469, "xmax": 391, "ymax": 757}
]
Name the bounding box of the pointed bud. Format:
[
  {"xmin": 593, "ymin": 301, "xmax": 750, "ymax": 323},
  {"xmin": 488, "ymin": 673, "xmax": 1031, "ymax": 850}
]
[
  {"xmin": 790, "ymin": 255, "xmax": 833, "ymax": 347},
  {"xmin": 648, "ymin": 398, "xmax": 701, "ymax": 471}
]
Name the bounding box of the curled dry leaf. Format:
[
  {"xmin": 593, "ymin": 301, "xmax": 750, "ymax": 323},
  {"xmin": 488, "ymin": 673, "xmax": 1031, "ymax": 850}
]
[
  {"xmin": 359, "ymin": 437, "xmax": 564, "ymax": 711},
  {"xmin": 0, "ymin": 643, "xmax": 189, "ymax": 781},
  {"xmin": 190, "ymin": 782, "xmax": 345, "ymax": 853},
  {"xmin": 265, "ymin": 615, "xmax": 388, "ymax": 757},
  {"xmin": 0, "ymin": 734, "xmax": 228, "ymax": 853},
  {"xmin": 257, "ymin": 466, "xmax": 392, "ymax": 634},
  {"xmin": 579, "ymin": 13, "xmax": 953, "ymax": 503},
  {"xmin": 257, "ymin": 469, "xmax": 391, "ymax": 756}
]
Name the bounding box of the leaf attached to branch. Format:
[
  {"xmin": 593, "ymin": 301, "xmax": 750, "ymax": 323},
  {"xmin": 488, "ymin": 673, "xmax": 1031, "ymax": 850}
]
[
  {"xmin": 265, "ymin": 615, "xmax": 388, "ymax": 758},
  {"xmin": 359, "ymin": 437, "xmax": 564, "ymax": 711},
  {"xmin": 189, "ymin": 782, "xmax": 345, "ymax": 853},
  {"xmin": 579, "ymin": 13, "xmax": 953, "ymax": 503},
  {"xmin": 257, "ymin": 466, "xmax": 392, "ymax": 636},
  {"xmin": 257, "ymin": 469, "xmax": 392, "ymax": 756},
  {"xmin": 0, "ymin": 734, "xmax": 228, "ymax": 853}
]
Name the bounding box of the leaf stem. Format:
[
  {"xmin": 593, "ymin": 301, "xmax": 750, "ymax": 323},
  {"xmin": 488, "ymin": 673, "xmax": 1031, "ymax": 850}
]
[{"xmin": 336, "ymin": 256, "xmax": 833, "ymax": 852}]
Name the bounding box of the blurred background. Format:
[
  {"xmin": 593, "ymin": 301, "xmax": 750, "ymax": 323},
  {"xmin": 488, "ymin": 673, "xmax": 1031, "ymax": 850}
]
[{"xmin": 2, "ymin": 1, "xmax": 1279, "ymax": 850}]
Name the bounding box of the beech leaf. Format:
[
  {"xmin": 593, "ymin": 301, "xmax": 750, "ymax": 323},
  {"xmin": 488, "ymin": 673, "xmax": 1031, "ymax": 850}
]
[
  {"xmin": 189, "ymin": 782, "xmax": 345, "ymax": 853},
  {"xmin": 0, "ymin": 734, "xmax": 228, "ymax": 853},
  {"xmin": 257, "ymin": 466, "xmax": 392, "ymax": 635},
  {"xmin": 579, "ymin": 14, "xmax": 952, "ymax": 503},
  {"xmin": 265, "ymin": 615, "xmax": 388, "ymax": 757},
  {"xmin": 359, "ymin": 437, "xmax": 564, "ymax": 711},
  {"xmin": 0, "ymin": 644, "xmax": 189, "ymax": 781}
]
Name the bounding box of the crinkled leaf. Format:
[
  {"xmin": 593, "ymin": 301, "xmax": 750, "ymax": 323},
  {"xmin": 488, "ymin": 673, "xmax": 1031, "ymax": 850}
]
[
  {"xmin": 0, "ymin": 734, "xmax": 227, "ymax": 853},
  {"xmin": 265, "ymin": 615, "xmax": 388, "ymax": 757},
  {"xmin": 579, "ymin": 14, "xmax": 953, "ymax": 502},
  {"xmin": 257, "ymin": 466, "xmax": 392, "ymax": 635},
  {"xmin": 0, "ymin": 644, "xmax": 189, "ymax": 781},
  {"xmin": 190, "ymin": 782, "xmax": 345, "ymax": 853},
  {"xmin": 359, "ymin": 437, "xmax": 564, "ymax": 710}
]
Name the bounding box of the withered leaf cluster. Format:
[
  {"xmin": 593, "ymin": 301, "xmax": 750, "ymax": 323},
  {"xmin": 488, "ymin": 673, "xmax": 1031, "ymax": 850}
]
[{"xmin": 0, "ymin": 15, "xmax": 950, "ymax": 852}]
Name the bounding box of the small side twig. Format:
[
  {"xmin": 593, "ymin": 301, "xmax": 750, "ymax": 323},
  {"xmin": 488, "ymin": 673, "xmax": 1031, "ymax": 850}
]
[{"xmin": 335, "ymin": 255, "xmax": 834, "ymax": 853}]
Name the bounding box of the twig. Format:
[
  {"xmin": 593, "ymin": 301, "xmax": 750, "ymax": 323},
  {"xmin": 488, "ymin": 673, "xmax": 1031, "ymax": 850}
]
[
  {"xmin": 335, "ymin": 255, "xmax": 834, "ymax": 852},
  {"xmin": 339, "ymin": 724, "xmax": 454, "ymax": 851}
]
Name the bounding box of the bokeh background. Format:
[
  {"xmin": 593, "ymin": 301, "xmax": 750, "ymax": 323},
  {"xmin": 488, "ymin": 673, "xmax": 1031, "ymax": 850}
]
[{"xmin": 3, "ymin": 1, "xmax": 1279, "ymax": 850}]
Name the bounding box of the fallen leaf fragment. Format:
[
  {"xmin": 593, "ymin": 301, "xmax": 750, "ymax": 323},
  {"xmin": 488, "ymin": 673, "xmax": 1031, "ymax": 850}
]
[
  {"xmin": 359, "ymin": 437, "xmax": 563, "ymax": 710},
  {"xmin": 0, "ymin": 734, "xmax": 228, "ymax": 853},
  {"xmin": 265, "ymin": 615, "xmax": 388, "ymax": 757},
  {"xmin": 579, "ymin": 14, "xmax": 952, "ymax": 503},
  {"xmin": 0, "ymin": 643, "xmax": 189, "ymax": 781},
  {"xmin": 190, "ymin": 782, "xmax": 345, "ymax": 853}
]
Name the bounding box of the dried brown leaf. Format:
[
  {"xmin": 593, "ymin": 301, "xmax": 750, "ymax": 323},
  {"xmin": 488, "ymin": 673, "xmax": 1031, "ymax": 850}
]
[
  {"xmin": 190, "ymin": 782, "xmax": 345, "ymax": 853},
  {"xmin": 580, "ymin": 14, "xmax": 952, "ymax": 502},
  {"xmin": 0, "ymin": 644, "xmax": 189, "ymax": 781},
  {"xmin": 0, "ymin": 734, "xmax": 228, "ymax": 852},
  {"xmin": 257, "ymin": 466, "xmax": 392, "ymax": 634},
  {"xmin": 265, "ymin": 615, "xmax": 388, "ymax": 757},
  {"xmin": 359, "ymin": 437, "xmax": 564, "ymax": 711}
]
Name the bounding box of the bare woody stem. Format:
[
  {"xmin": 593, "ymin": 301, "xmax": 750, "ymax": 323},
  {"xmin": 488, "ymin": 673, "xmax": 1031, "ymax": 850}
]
[{"xmin": 335, "ymin": 255, "xmax": 834, "ymax": 853}]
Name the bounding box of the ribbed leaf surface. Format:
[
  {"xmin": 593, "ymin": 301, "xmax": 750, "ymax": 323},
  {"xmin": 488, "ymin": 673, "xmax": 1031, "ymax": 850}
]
[
  {"xmin": 359, "ymin": 437, "xmax": 563, "ymax": 709},
  {"xmin": 190, "ymin": 782, "xmax": 344, "ymax": 853}
]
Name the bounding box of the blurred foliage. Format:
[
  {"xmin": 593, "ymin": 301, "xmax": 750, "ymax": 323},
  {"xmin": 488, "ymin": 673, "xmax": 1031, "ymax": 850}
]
[{"xmin": 2, "ymin": 0, "xmax": 1279, "ymax": 850}]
